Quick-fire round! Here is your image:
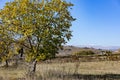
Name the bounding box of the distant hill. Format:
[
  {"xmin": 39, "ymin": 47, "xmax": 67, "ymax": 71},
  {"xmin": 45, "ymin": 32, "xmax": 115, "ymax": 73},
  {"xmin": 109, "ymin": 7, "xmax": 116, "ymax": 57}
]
[
  {"xmin": 78, "ymin": 45, "xmax": 120, "ymax": 51},
  {"xmin": 58, "ymin": 45, "xmax": 110, "ymax": 56}
]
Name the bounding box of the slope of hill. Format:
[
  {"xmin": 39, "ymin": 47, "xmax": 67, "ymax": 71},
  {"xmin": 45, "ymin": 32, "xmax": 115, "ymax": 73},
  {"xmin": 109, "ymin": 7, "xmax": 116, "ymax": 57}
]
[{"xmin": 58, "ymin": 46, "xmax": 107, "ymax": 56}]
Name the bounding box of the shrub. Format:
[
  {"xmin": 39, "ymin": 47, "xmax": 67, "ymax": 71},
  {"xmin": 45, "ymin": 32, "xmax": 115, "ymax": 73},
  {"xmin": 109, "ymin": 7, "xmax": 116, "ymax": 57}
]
[{"xmin": 73, "ymin": 49, "xmax": 95, "ymax": 56}]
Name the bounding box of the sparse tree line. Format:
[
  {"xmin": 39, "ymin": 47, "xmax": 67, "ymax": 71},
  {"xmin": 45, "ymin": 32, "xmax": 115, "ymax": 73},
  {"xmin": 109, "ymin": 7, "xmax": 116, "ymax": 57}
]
[
  {"xmin": 71, "ymin": 48, "xmax": 120, "ymax": 61},
  {"xmin": 0, "ymin": 0, "xmax": 75, "ymax": 74},
  {"xmin": 73, "ymin": 48, "xmax": 113, "ymax": 56}
]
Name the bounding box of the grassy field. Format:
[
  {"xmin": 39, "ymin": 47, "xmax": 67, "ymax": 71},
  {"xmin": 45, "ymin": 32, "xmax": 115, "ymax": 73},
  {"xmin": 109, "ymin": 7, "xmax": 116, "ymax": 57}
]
[{"xmin": 0, "ymin": 61, "xmax": 120, "ymax": 80}]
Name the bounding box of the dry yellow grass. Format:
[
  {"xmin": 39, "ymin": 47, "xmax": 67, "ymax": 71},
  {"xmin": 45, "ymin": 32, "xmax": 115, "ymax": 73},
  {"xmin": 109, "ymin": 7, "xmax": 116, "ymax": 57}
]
[
  {"xmin": 0, "ymin": 68, "xmax": 25, "ymax": 80},
  {"xmin": 0, "ymin": 61, "xmax": 120, "ymax": 80},
  {"xmin": 37, "ymin": 61, "xmax": 120, "ymax": 75}
]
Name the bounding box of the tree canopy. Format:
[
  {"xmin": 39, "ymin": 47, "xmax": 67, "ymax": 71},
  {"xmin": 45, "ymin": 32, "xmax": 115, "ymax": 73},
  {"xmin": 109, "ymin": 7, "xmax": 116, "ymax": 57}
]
[{"xmin": 0, "ymin": 0, "xmax": 75, "ymax": 72}]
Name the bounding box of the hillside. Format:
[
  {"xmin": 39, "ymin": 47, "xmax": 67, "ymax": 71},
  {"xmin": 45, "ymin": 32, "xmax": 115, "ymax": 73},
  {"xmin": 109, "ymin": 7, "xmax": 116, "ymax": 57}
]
[{"xmin": 58, "ymin": 46, "xmax": 110, "ymax": 56}]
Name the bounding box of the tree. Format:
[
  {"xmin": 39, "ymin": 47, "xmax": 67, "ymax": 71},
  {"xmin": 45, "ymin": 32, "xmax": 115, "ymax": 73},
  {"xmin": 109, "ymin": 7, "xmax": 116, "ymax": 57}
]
[
  {"xmin": 0, "ymin": 20, "xmax": 17, "ymax": 67},
  {"xmin": 0, "ymin": 0, "xmax": 75, "ymax": 73}
]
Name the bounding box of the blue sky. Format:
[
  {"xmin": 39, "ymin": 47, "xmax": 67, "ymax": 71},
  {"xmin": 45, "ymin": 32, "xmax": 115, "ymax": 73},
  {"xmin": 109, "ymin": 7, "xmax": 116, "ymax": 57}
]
[
  {"xmin": 0, "ymin": 0, "xmax": 120, "ymax": 46},
  {"xmin": 67, "ymin": 0, "xmax": 120, "ymax": 46}
]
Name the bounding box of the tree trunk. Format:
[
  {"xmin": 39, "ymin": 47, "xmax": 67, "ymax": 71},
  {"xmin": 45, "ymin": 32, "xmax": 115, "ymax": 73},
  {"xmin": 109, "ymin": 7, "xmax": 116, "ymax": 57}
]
[
  {"xmin": 28, "ymin": 60, "xmax": 37, "ymax": 75},
  {"xmin": 27, "ymin": 60, "xmax": 37, "ymax": 80},
  {"xmin": 32, "ymin": 60, "xmax": 37, "ymax": 72},
  {"xmin": 5, "ymin": 60, "xmax": 9, "ymax": 67},
  {"xmin": 19, "ymin": 47, "xmax": 24, "ymax": 60}
]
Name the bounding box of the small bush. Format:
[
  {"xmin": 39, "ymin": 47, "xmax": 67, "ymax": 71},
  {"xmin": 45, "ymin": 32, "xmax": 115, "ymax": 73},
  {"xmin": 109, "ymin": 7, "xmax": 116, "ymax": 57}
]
[{"xmin": 73, "ymin": 49, "xmax": 95, "ymax": 56}]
